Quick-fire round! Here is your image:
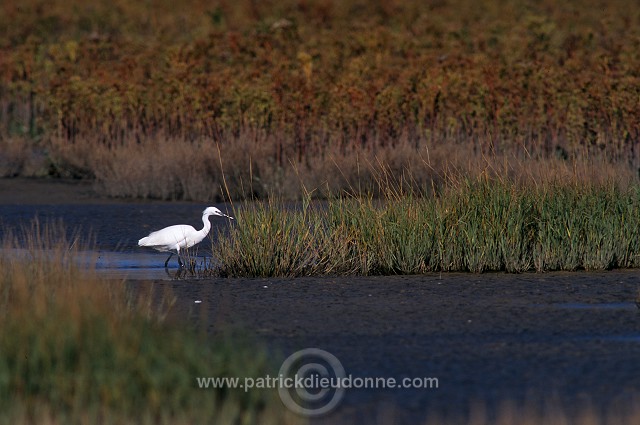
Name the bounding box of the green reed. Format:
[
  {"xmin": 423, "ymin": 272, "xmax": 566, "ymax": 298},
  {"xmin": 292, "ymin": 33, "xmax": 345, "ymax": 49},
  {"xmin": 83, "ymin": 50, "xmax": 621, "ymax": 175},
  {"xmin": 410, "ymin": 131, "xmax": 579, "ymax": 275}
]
[{"xmin": 213, "ymin": 180, "xmax": 640, "ymax": 276}]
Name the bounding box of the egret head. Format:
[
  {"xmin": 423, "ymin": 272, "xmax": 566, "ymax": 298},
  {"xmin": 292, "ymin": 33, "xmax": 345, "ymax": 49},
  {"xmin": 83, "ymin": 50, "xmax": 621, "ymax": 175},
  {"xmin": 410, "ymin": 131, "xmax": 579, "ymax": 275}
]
[{"xmin": 203, "ymin": 206, "xmax": 234, "ymax": 219}]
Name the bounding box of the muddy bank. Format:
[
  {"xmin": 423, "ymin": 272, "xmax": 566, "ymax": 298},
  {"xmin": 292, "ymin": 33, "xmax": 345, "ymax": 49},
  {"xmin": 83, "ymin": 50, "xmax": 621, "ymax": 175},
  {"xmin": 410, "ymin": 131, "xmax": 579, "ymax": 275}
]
[
  {"xmin": 0, "ymin": 177, "xmax": 104, "ymax": 204},
  {"xmin": 0, "ymin": 177, "xmax": 204, "ymax": 205},
  {"xmin": 137, "ymin": 272, "xmax": 640, "ymax": 424}
]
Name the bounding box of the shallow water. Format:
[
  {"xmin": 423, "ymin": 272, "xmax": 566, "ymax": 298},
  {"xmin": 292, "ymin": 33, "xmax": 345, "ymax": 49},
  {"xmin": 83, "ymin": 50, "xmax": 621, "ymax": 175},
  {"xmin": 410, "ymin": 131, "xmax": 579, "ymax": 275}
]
[
  {"xmin": 3, "ymin": 200, "xmax": 640, "ymax": 423},
  {"xmin": 88, "ymin": 250, "xmax": 204, "ymax": 280},
  {"xmin": 0, "ymin": 202, "xmax": 233, "ymax": 278},
  {"xmin": 0, "ymin": 202, "xmax": 233, "ymax": 250}
]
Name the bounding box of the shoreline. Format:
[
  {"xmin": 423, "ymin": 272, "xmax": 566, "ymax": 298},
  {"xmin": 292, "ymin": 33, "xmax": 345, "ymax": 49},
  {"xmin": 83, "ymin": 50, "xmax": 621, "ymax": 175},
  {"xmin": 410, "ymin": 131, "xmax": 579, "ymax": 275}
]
[
  {"xmin": 0, "ymin": 177, "xmax": 100, "ymax": 205},
  {"xmin": 0, "ymin": 177, "xmax": 202, "ymax": 205}
]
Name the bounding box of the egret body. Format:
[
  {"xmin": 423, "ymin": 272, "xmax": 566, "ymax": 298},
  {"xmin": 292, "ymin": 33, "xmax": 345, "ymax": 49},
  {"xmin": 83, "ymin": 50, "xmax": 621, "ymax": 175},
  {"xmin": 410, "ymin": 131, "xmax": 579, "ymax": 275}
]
[{"xmin": 138, "ymin": 206, "xmax": 233, "ymax": 267}]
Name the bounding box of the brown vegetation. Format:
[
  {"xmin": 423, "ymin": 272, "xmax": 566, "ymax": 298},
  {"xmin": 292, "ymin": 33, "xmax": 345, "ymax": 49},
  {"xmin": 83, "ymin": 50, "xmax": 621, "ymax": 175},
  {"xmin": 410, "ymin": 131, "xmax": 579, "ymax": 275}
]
[{"xmin": 1, "ymin": 0, "xmax": 639, "ymax": 199}]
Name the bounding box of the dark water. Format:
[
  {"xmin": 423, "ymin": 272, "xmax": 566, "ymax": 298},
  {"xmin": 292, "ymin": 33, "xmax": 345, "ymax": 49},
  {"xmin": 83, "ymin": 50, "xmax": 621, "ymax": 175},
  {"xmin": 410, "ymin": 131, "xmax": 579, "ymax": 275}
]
[
  {"xmin": 0, "ymin": 203, "xmax": 233, "ymax": 278},
  {"xmin": 0, "ymin": 203, "xmax": 233, "ymax": 251},
  {"xmin": 3, "ymin": 202, "xmax": 640, "ymax": 423}
]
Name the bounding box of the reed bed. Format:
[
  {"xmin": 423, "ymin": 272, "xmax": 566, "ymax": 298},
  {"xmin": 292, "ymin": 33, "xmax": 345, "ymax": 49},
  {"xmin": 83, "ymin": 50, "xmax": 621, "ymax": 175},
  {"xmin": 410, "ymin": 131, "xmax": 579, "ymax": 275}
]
[
  {"xmin": 1, "ymin": 0, "xmax": 639, "ymax": 199},
  {"xmin": 0, "ymin": 221, "xmax": 301, "ymax": 424},
  {"xmin": 213, "ymin": 179, "xmax": 640, "ymax": 277}
]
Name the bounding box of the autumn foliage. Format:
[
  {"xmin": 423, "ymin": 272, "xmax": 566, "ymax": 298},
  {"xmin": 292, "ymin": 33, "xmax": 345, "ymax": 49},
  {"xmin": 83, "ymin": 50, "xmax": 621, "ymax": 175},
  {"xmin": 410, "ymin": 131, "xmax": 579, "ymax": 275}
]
[{"xmin": 1, "ymin": 0, "xmax": 639, "ymax": 199}]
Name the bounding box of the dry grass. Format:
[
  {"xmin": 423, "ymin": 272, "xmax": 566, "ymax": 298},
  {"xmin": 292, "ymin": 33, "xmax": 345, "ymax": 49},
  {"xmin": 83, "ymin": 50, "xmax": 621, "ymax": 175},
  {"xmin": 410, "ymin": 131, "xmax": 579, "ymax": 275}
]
[{"xmin": 55, "ymin": 133, "xmax": 640, "ymax": 201}]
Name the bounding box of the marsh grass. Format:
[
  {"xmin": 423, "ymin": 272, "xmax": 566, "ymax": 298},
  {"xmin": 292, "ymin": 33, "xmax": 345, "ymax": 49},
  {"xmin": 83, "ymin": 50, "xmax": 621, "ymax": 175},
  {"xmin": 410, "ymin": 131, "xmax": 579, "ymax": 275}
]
[
  {"xmin": 0, "ymin": 220, "xmax": 302, "ymax": 425},
  {"xmin": 213, "ymin": 178, "xmax": 640, "ymax": 277},
  {"xmin": 2, "ymin": 0, "xmax": 640, "ymax": 200}
]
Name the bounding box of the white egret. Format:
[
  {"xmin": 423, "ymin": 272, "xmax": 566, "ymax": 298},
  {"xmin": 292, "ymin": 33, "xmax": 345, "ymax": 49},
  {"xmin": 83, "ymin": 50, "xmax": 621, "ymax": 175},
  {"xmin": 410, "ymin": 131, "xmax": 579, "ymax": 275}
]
[{"xmin": 138, "ymin": 206, "xmax": 233, "ymax": 268}]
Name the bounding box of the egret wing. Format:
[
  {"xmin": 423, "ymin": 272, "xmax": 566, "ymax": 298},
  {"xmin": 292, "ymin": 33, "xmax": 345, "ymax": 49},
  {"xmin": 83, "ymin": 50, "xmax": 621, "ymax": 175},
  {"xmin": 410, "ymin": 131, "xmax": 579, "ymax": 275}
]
[{"xmin": 138, "ymin": 224, "xmax": 194, "ymax": 251}]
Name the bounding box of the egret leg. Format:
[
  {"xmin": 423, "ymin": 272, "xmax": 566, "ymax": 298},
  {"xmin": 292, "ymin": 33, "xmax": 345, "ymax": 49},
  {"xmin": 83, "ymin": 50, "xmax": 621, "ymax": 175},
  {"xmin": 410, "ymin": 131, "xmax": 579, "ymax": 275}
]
[
  {"xmin": 164, "ymin": 252, "xmax": 174, "ymax": 268},
  {"xmin": 178, "ymin": 255, "xmax": 185, "ymax": 268}
]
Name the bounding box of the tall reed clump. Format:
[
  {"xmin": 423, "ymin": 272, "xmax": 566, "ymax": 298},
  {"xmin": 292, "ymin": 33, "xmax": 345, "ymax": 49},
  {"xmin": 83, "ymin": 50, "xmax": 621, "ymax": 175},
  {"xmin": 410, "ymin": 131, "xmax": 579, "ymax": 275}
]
[
  {"xmin": 213, "ymin": 180, "xmax": 640, "ymax": 277},
  {"xmin": 0, "ymin": 221, "xmax": 302, "ymax": 425}
]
